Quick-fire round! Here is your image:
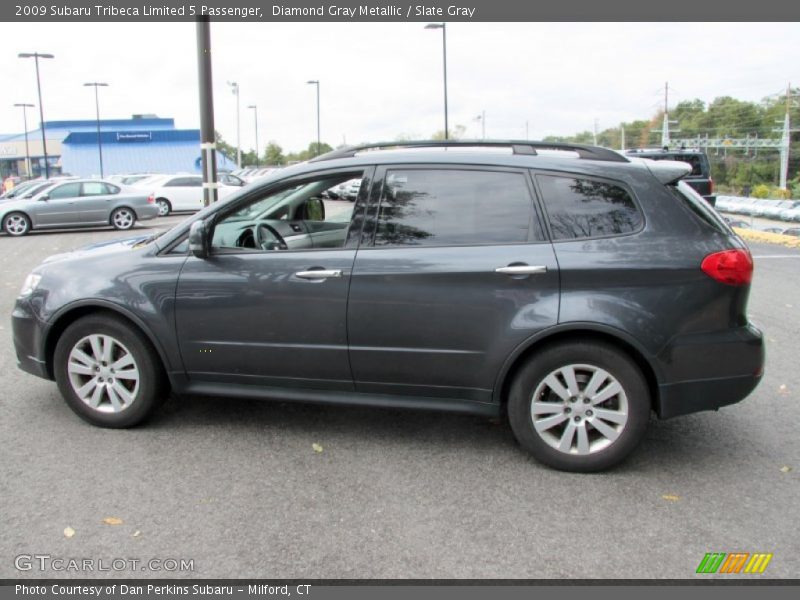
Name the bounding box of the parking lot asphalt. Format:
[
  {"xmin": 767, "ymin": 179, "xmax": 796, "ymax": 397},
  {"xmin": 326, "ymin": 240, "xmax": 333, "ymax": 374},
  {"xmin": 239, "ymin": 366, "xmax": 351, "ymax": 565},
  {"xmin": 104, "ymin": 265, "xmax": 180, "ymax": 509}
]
[{"xmin": 0, "ymin": 217, "xmax": 798, "ymax": 580}]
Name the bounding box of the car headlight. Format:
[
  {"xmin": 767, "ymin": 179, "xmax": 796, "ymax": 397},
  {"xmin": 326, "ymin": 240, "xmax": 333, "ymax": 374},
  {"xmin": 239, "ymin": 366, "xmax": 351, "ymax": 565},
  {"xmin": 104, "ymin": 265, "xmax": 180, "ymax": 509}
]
[{"xmin": 19, "ymin": 273, "xmax": 42, "ymax": 297}]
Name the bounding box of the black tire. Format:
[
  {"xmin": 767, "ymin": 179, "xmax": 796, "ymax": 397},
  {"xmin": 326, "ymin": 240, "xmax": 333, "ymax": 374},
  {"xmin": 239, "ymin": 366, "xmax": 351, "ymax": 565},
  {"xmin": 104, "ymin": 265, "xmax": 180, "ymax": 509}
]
[
  {"xmin": 110, "ymin": 207, "xmax": 136, "ymax": 230},
  {"xmin": 507, "ymin": 341, "xmax": 650, "ymax": 472},
  {"xmin": 54, "ymin": 314, "xmax": 166, "ymax": 428},
  {"xmin": 3, "ymin": 211, "xmax": 31, "ymax": 236},
  {"xmin": 156, "ymin": 198, "xmax": 171, "ymax": 217}
]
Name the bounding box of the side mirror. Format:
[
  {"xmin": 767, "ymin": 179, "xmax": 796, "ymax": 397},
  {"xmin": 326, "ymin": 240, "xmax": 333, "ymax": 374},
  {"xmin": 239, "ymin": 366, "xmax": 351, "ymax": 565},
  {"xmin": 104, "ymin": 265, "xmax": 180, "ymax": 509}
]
[
  {"xmin": 39, "ymin": 194, "xmax": 49, "ymax": 201},
  {"xmin": 188, "ymin": 220, "xmax": 209, "ymax": 259},
  {"xmin": 304, "ymin": 197, "xmax": 325, "ymax": 221}
]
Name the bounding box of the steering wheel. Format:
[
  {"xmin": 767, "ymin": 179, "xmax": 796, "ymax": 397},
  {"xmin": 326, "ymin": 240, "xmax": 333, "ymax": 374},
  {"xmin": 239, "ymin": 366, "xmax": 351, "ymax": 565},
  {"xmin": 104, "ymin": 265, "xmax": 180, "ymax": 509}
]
[{"xmin": 255, "ymin": 223, "xmax": 288, "ymax": 251}]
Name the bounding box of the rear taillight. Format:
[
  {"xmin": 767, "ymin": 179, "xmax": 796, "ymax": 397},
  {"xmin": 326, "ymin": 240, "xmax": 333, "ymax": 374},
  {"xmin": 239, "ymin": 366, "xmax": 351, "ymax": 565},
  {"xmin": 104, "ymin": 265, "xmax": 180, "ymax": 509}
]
[
  {"xmin": 701, "ymin": 249, "xmax": 753, "ymax": 286},
  {"xmin": 147, "ymin": 194, "xmax": 155, "ymax": 204}
]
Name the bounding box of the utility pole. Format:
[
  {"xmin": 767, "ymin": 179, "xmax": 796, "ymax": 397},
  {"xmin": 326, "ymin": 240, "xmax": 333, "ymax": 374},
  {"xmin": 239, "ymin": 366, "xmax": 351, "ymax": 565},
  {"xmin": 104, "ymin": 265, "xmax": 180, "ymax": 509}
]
[
  {"xmin": 620, "ymin": 124, "xmax": 626, "ymax": 151},
  {"xmin": 593, "ymin": 119, "xmax": 598, "ymax": 146},
  {"xmin": 196, "ymin": 18, "xmax": 218, "ymax": 207},
  {"xmin": 773, "ymin": 83, "xmax": 798, "ymax": 190},
  {"xmin": 525, "ymin": 120, "xmax": 529, "ymax": 141},
  {"xmin": 13, "ymin": 103, "xmax": 34, "ymax": 177},
  {"xmin": 653, "ymin": 81, "xmax": 680, "ymax": 149},
  {"xmin": 18, "ymin": 52, "xmax": 54, "ymax": 178}
]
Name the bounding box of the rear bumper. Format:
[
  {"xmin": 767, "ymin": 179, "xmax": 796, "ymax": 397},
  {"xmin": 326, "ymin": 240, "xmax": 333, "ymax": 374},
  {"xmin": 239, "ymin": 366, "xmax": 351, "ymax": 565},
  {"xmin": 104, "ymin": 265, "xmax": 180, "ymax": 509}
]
[
  {"xmin": 136, "ymin": 205, "xmax": 160, "ymax": 221},
  {"xmin": 655, "ymin": 324, "xmax": 764, "ymax": 419}
]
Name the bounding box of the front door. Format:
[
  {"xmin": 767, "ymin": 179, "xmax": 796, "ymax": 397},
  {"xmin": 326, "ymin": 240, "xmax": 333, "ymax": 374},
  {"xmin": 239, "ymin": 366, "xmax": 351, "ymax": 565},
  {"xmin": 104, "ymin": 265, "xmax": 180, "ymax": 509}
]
[
  {"xmin": 32, "ymin": 181, "xmax": 83, "ymax": 227},
  {"xmin": 174, "ymin": 168, "xmax": 373, "ymax": 390}
]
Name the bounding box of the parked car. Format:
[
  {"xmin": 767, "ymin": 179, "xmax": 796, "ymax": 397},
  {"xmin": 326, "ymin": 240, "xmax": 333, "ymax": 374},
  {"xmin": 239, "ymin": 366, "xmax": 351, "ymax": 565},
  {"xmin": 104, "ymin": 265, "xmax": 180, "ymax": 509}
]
[
  {"xmin": 1, "ymin": 179, "xmax": 158, "ymax": 236},
  {"xmin": 778, "ymin": 204, "xmax": 800, "ymax": 222},
  {"xmin": 625, "ymin": 148, "xmax": 715, "ymax": 205},
  {"xmin": 12, "ymin": 141, "xmax": 764, "ymax": 472},
  {"xmin": 133, "ymin": 174, "xmax": 238, "ymax": 216},
  {"xmin": 760, "ymin": 226, "xmax": 785, "ymax": 234},
  {"xmin": 783, "ymin": 227, "xmax": 800, "ymax": 237},
  {"xmin": 724, "ymin": 217, "xmax": 750, "ymax": 229}
]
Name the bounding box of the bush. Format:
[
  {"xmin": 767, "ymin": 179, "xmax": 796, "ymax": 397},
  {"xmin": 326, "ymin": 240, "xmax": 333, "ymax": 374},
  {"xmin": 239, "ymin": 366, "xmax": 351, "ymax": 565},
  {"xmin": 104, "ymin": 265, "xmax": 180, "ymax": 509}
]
[{"xmin": 752, "ymin": 184, "xmax": 771, "ymax": 198}]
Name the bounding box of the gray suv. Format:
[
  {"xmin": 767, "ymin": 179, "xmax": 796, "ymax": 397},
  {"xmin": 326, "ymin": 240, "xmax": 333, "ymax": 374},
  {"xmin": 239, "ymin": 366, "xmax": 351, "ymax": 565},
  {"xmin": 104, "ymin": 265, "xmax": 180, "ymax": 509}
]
[{"xmin": 12, "ymin": 141, "xmax": 764, "ymax": 471}]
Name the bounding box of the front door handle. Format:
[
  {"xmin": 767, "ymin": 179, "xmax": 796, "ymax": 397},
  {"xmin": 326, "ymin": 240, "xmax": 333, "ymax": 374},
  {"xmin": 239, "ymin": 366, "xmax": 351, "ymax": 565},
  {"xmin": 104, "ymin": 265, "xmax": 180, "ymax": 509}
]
[
  {"xmin": 295, "ymin": 269, "xmax": 343, "ymax": 280},
  {"xmin": 495, "ymin": 265, "xmax": 548, "ymax": 275}
]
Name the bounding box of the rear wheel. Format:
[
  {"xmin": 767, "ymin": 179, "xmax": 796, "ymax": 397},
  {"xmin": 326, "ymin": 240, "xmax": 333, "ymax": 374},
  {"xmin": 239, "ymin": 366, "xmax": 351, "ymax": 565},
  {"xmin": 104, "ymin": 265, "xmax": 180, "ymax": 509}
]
[
  {"xmin": 508, "ymin": 341, "xmax": 650, "ymax": 472},
  {"xmin": 111, "ymin": 207, "xmax": 136, "ymax": 230},
  {"xmin": 54, "ymin": 315, "xmax": 166, "ymax": 428},
  {"xmin": 156, "ymin": 198, "xmax": 171, "ymax": 217},
  {"xmin": 3, "ymin": 212, "xmax": 31, "ymax": 236}
]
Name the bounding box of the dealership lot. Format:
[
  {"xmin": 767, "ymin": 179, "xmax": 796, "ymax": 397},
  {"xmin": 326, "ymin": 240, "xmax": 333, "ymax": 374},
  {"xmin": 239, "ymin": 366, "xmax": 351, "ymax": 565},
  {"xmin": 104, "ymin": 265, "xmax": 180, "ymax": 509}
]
[{"xmin": 0, "ymin": 221, "xmax": 798, "ymax": 579}]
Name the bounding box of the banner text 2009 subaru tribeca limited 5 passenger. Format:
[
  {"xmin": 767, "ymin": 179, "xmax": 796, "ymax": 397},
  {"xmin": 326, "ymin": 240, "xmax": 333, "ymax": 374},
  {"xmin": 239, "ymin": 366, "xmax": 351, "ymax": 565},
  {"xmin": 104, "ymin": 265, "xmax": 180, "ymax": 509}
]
[{"xmin": 12, "ymin": 141, "xmax": 764, "ymax": 471}]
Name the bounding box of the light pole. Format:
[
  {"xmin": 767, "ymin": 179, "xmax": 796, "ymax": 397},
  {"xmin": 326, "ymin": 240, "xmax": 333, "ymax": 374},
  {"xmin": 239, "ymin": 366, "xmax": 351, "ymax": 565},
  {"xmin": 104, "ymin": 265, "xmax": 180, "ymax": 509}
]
[
  {"xmin": 474, "ymin": 110, "xmax": 485, "ymax": 139},
  {"xmin": 247, "ymin": 104, "xmax": 259, "ymax": 167},
  {"xmin": 83, "ymin": 82, "xmax": 108, "ymax": 178},
  {"xmin": 13, "ymin": 103, "xmax": 34, "ymax": 178},
  {"xmin": 425, "ymin": 23, "xmax": 448, "ymax": 140},
  {"xmin": 18, "ymin": 52, "xmax": 54, "ymax": 178},
  {"xmin": 306, "ymin": 80, "xmax": 320, "ymax": 156},
  {"xmin": 227, "ymin": 81, "xmax": 241, "ymax": 167}
]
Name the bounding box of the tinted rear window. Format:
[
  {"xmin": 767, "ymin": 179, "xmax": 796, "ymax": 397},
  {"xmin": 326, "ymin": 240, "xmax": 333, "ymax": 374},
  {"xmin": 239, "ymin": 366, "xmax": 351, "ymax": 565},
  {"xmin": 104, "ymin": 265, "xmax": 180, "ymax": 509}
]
[
  {"xmin": 374, "ymin": 169, "xmax": 535, "ymax": 247},
  {"xmin": 537, "ymin": 174, "xmax": 643, "ymax": 241},
  {"xmin": 669, "ymin": 181, "xmax": 731, "ymax": 234}
]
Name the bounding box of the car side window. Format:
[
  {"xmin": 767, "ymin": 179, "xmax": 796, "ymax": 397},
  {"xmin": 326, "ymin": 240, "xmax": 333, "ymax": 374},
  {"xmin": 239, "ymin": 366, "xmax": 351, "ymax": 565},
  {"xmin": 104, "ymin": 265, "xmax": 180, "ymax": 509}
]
[
  {"xmin": 81, "ymin": 182, "xmax": 106, "ymax": 196},
  {"xmin": 373, "ymin": 169, "xmax": 535, "ymax": 247},
  {"xmin": 210, "ymin": 173, "xmax": 363, "ymax": 253},
  {"xmin": 47, "ymin": 183, "xmax": 82, "ymax": 200},
  {"xmin": 536, "ymin": 174, "xmax": 642, "ymax": 241}
]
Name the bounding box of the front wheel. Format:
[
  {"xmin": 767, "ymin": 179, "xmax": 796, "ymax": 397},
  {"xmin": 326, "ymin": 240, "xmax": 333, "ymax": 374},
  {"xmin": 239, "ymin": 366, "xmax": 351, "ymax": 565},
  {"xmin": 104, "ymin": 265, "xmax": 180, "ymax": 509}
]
[
  {"xmin": 3, "ymin": 212, "xmax": 31, "ymax": 236},
  {"xmin": 156, "ymin": 198, "xmax": 171, "ymax": 217},
  {"xmin": 507, "ymin": 341, "xmax": 650, "ymax": 472},
  {"xmin": 111, "ymin": 207, "xmax": 136, "ymax": 230},
  {"xmin": 54, "ymin": 314, "xmax": 166, "ymax": 428}
]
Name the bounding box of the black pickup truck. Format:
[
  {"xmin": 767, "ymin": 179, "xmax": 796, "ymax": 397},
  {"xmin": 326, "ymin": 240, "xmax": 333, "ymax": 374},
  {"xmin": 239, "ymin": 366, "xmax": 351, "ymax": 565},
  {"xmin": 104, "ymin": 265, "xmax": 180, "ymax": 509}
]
[{"xmin": 626, "ymin": 149, "xmax": 715, "ymax": 206}]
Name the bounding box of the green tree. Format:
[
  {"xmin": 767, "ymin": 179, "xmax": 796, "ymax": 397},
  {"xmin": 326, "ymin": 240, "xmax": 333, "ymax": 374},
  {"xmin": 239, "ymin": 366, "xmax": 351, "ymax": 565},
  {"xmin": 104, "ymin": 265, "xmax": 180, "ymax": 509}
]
[
  {"xmin": 431, "ymin": 124, "xmax": 467, "ymax": 140},
  {"xmin": 264, "ymin": 142, "xmax": 285, "ymax": 166}
]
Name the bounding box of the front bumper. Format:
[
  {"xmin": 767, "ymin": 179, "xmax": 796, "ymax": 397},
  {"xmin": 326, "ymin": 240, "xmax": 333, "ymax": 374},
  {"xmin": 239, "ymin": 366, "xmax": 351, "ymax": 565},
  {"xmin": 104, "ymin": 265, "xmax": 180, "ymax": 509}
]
[
  {"xmin": 12, "ymin": 299, "xmax": 51, "ymax": 380},
  {"xmin": 655, "ymin": 323, "xmax": 764, "ymax": 419}
]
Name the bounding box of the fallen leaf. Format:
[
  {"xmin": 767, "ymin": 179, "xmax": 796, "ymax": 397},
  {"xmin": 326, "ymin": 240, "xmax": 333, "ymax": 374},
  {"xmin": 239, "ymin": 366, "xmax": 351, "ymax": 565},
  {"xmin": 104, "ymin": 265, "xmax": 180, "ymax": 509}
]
[
  {"xmin": 102, "ymin": 517, "xmax": 123, "ymax": 526},
  {"xmin": 662, "ymin": 494, "xmax": 681, "ymax": 502},
  {"xmin": 63, "ymin": 527, "xmax": 75, "ymax": 538},
  {"xmin": 780, "ymin": 466, "xmax": 792, "ymax": 473},
  {"xmin": 132, "ymin": 530, "xmax": 141, "ymax": 538},
  {"xmin": 778, "ymin": 384, "xmax": 790, "ymax": 396},
  {"xmin": 312, "ymin": 443, "xmax": 324, "ymax": 453}
]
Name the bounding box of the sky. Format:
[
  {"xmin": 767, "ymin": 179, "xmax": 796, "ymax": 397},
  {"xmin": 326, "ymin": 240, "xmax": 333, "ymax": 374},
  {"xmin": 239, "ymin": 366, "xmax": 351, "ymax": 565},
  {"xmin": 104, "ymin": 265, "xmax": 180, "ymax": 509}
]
[{"xmin": 1, "ymin": 21, "xmax": 798, "ymax": 154}]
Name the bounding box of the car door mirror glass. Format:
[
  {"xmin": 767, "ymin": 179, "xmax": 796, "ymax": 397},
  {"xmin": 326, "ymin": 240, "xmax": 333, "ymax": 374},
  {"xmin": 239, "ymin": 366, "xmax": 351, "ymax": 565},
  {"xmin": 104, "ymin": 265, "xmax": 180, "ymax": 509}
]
[
  {"xmin": 188, "ymin": 220, "xmax": 209, "ymax": 258},
  {"xmin": 305, "ymin": 197, "xmax": 325, "ymax": 221},
  {"xmin": 39, "ymin": 194, "xmax": 49, "ymax": 201}
]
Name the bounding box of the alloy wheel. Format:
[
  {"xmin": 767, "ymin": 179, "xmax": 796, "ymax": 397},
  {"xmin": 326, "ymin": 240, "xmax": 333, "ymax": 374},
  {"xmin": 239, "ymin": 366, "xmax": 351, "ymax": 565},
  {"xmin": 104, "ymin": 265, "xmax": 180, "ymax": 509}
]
[{"xmin": 67, "ymin": 334, "xmax": 140, "ymax": 413}]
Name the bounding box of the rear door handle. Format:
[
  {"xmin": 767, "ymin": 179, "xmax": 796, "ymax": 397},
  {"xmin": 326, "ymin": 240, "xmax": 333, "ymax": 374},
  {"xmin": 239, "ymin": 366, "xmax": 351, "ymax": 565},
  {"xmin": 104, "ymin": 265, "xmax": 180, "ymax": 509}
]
[
  {"xmin": 495, "ymin": 265, "xmax": 548, "ymax": 275},
  {"xmin": 295, "ymin": 269, "xmax": 343, "ymax": 280}
]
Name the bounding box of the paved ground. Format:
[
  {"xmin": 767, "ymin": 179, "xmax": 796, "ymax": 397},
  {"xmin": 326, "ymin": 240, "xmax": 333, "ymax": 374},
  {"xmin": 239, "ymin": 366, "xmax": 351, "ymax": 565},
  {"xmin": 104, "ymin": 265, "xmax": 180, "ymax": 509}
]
[{"xmin": 0, "ymin": 215, "xmax": 798, "ymax": 580}]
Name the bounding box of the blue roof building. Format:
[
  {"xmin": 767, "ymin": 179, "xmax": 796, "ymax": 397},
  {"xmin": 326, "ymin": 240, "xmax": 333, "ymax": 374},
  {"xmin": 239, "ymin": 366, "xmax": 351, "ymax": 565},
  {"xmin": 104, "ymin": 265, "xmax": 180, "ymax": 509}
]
[{"xmin": 0, "ymin": 116, "xmax": 236, "ymax": 179}]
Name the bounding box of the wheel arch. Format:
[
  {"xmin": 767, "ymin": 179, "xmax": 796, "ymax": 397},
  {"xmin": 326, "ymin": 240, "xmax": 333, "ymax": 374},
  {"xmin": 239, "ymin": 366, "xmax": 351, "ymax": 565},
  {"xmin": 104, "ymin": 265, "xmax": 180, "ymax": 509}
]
[
  {"xmin": 44, "ymin": 302, "xmax": 170, "ymax": 384},
  {"xmin": 493, "ymin": 324, "xmax": 661, "ymax": 413}
]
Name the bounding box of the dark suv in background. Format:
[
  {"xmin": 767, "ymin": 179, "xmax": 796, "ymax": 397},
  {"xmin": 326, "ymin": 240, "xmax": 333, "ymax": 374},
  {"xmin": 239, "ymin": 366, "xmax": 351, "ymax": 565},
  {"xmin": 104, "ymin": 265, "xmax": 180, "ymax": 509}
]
[
  {"xmin": 12, "ymin": 141, "xmax": 763, "ymax": 471},
  {"xmin": 625, "ymin": 148, "xmax": 715, "ymax": 206}
]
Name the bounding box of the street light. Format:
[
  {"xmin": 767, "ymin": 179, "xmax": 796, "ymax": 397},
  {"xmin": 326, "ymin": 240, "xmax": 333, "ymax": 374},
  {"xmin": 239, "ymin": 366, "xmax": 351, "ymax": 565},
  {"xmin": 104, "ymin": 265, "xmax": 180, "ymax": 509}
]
[
  {"xmin": 83, "ymin": 82, "xmax": 108, "ymax": 178},
  {"xmin": 13, "ymin": 103, "xmax": 35, "ymax": 178},
  {"xmin": 18, "ymin": 52, "xmax": 54, "ymax": 178},
  {"xmin": 247, "ymin": 104, "xmax": 259, "ymax": 168},
  {"xmin": 424, "ymin": 23, "xmax": 448, "ymax": 140},
  {"xmin": 306, "ymin": 80, "xmax": 320, "ymax": 156},
  {"xmin": 474, "ymin": 110, "xmax": 485, "ymax": 139},
  {"xmin": 227, "ymin": 81, "xmax": 241, "ymax": 168}
]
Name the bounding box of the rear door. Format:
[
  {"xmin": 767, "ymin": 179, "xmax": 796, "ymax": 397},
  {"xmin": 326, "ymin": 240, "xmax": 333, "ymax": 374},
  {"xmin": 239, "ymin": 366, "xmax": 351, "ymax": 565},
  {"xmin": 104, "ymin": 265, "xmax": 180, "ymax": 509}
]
[
  {"xmin": 347, "ymin": 165, "xmax": 559, "ymax": 404},
  {"xmin": 79, "ymin": 181, "xmax": 118, "ymax": 223},
  {"xmin": 164, "ymin": 176, "xmax": 203, "ymax": 211}
]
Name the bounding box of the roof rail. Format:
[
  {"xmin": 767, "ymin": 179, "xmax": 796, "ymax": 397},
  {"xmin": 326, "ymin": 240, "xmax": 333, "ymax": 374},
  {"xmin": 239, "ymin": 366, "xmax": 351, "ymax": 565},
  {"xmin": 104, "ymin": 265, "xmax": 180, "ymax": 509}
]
[{"xmin": 310, "ymin": 140, "xmax": 629, "ymax": 163}]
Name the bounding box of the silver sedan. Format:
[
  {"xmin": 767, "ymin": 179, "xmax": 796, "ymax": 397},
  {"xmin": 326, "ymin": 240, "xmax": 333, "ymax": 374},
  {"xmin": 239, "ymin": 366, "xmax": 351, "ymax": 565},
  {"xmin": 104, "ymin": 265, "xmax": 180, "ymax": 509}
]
[{"xmin": 0, "ymin": 179, "xmax": 160, "ymax": 236}]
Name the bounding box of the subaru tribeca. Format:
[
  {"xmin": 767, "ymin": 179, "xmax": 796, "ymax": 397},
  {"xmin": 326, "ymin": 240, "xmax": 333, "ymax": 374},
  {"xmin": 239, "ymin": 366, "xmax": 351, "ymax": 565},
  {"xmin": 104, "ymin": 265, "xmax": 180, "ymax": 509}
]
[{"xmin": 12, "ymin": 141, "xmax": 764, "ymax": 471}]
